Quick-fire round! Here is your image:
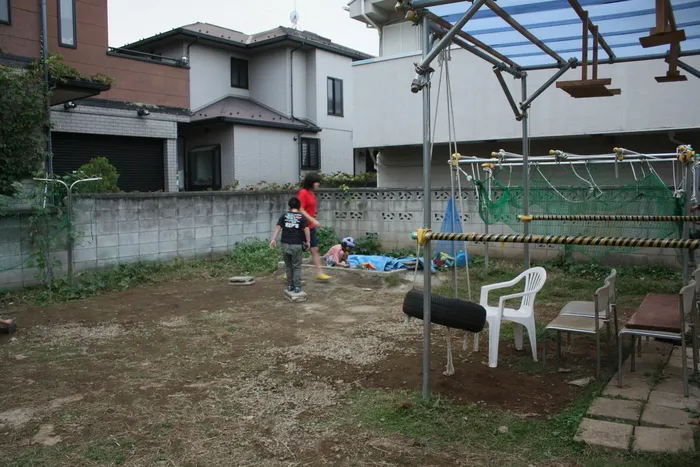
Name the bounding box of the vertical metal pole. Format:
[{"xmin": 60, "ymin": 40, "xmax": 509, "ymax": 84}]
[
  {"xmin": 421, "ymin": 15, "xmax": 433, "ymax": 401},
  {"xmin": 484, "ymin": 175, "xmax": 489, "ymax": 266},
  {"xmin": 450, "ymin": 166, "xmax": 458, "ymax": 297},
  {"xmin": 683, "ymin": 163, "xmax": 691, "ymax": 282},
  {"xmin": 67, "ymin": 188, "xmax": 74, "ymax": 280},
  {"xmin": 521, "ymin": 74, "xmax": 531, "ymax": 269}
]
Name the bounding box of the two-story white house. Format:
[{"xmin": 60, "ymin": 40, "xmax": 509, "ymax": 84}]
[
  {"xmin": 121, "ymin": 23, "xmax": 372, "ymax": 190},
  {"xmin": 347, "ymin": 0, "xmax": 700, "ymax": 187}
]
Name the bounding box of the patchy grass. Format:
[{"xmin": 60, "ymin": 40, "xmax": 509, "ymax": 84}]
[
  {"xmin": 0, "ymin": 256, "xmax": 694, "ymax": 466},
  {"xmin": 383, "ymin": 273, "xmax": 405, "ymax": 288},
  {"xmin": 345, "ymin": 388, "xmax": 700, "ymax": 467},
  {"xmin": 1, "ymin": 238, "xmax": 281, "ymax": 306}
]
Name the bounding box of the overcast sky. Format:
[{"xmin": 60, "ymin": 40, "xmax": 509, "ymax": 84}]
[{"xmin": 108, "ymin": 0, "xmax": 379, "ymax": 55}]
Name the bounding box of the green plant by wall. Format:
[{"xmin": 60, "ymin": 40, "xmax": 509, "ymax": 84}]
[
  {"xmin": 27, "ymin": 53, "xmax": 115, "ymax": 86},
  {"xmin": 1, "ymin": 55, "xmax": 115, "ymax": 198},
  {"xmin": 64, "ymin": 157, "xmax": 121, "ymax": 194},
  {"xmin": 0, "ymin": 64, "xmax": 47, "ymax": 197},
  {"xmin": 221, "ymin": 172, "xmax": 377, "ymax": 192}
]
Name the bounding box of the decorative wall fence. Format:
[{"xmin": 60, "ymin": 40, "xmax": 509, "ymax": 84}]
[{"xmin": 0, "ymin": 188, "xmax": 681, "ymax": 290}]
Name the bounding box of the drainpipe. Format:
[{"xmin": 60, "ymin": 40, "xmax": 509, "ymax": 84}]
[
  {"xmin": 185, "ymin": 37, "xmax": 199, "ymax": 62},
  {"xmin": 360, "ymin": 0, "xmax": 383, "ymax": 56},
  {"xmin": 40, "ymin": 0, "xmax": 52, "ymax": 175}
]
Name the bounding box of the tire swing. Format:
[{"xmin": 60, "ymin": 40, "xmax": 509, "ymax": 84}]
[
  {"xmin": 402, "ymin": 228, "xmax": 487, "ymax": 376},
  {"xmin": 402, "ymin": 289, "xmax": 486, "ymax": 333}
]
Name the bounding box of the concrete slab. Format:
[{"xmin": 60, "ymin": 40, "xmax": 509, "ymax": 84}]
[
  {"xmin": 648, "ymin": 390, "xmax": 700, "ymax": 411},
  {"xmin": 633, "ymin": 426, "xmax": 695, "ymax": 453},
  {"xmin": 587, "ymin": 398, "xmax": 641, "ymax": 423},
  {"xmin": 603, "ymin": 376, "xmax": 652, "ymax": 401},
  {"xmin": 641, "ymin": 404, "xmax": 698, "ymax": 429},
  {"xmin": 640, "ymin": 341, "xmax": 673, "ymax": 356},
  {"xmin": 574, "ymin": 418, "xmax": 633, "ymax": 451},
  {"xmin": 285, "ymin": 290, "xmax": 308, "ymax": 303},
  {"xmin": 653, "ymin": 379, "xmax": 700, "ymax": 398},
  {"xmin": 667, "ymin": 355, "xmax": 694, "ymax": 370}
]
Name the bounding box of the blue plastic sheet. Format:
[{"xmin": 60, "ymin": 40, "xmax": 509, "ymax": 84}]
[{"xmin": 347, "ymin": 255, "xmax": 437, "ymax": 273}]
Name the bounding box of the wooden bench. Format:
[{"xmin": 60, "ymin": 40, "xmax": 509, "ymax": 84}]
[{"xmin": 626, "ymin": 294, "xmax": 680, "ymax": 334}]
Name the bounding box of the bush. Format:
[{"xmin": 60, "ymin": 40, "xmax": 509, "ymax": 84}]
[
  {"xmin": 316, "ymin": 227, "xmax": 340, "ymax": 254},
  {"xmin": 65, "ymin": 157, "xmax": 121, "ymax": 194},
  {"xmin": 352, "ymin": 234, "xmax": 383, "ymax": 256},
  {"xmin": 228, "ymin": 238, "xmax": 282, "ymax": 275},
  {"xmin": 0, "ymin": 63, "xmax": 46, "ymax": 197}
]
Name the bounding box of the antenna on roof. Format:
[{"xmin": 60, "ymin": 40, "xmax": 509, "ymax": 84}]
[{"xmin": 290, "ymin": 0, "xmax": 299, "ymax": 29}]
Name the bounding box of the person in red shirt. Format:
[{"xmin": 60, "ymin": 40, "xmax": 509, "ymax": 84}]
[{"xmin": 298, "ymin": 172, "xmax": 331, "ymax": 281}]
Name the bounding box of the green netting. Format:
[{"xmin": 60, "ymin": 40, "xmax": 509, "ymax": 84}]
[{"xmin": 473, "ymin": 162, "xmax": 684, "ymax": 260}]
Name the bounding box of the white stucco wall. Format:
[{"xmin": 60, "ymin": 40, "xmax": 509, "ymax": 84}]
[
  {"xmin": 249, "ymin": 48, "xmax": 291, "ymax": 116},
  {"xmin": 374, "ymin": 134, "xmax": 687, "ymax": 188},
  {"xmin": 189, "ymin": 44, "xmax": 250, "ymax": 111},
  {"xmin": 352, "ymin": 48, "xmax": 700, "ymax": 150},
  {"xmin": 305, "ymin": 50, "xmax": 318, "ymax": 122},
  {"xmin": 317, "ymin": 129, "xmax": 354, "ymax": 174},
  {"xmin": 232, "ymin": 126, "xmax": 300, "ymax": 186},
  {"xmin": 291, "ymin": 48, "xmax": 307, "ymax": 120},
  {"xmin": 312, "ymin": 49, "xmax": 356, "ymax": 175}
]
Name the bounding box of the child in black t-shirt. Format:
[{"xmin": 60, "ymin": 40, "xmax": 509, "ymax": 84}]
[{"xmin": 270, "ymin": 197, "xmax": 311, "ymax": 293}]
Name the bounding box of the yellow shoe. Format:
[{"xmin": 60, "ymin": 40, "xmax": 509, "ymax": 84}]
[
  {"xmin": 282, "ymin": 274, "xmax": 287, "ymax": 280},
  {"xmin": 316, "ymin": 273, "xmax": 331, "ymax": 281}
]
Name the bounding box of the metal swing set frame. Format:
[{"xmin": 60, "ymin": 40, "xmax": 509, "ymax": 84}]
[{"xmin": 397, "ymin": 0, "xmax": 700, "ymax": 400}]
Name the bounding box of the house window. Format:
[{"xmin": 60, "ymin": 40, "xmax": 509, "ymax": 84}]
[
  {"xmin": 58, "ymin": 0, "xmax": 76, "ymax": 48},
  {"xmin": 231, "ymin": 57, "xmax": 249, "ymax": 89},
  {"xmin": 0, "ymin": 0, "xmax": 10, "ymax": 25},
  {"xmin": 327, "ymin": 77, "xmax": 343, "ymax": 117},
  {"xmin": 186, "ymin": 145, "xmax": 222, "ymax": 191},
  {"xmin": 300, "ymin": 138, "xmax": 320, "ymax": 171}
]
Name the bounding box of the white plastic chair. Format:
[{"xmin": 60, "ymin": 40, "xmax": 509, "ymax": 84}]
[{"xmin": 473, "ymin": 267, "xmax": 547, "ymax": 368}]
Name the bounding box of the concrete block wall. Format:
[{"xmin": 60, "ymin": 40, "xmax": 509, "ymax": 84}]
[
  {"xmin": 68, "ymin": 192, "xmax": 290, "ymax": 274},
  {"xmin": 0, "ymin": 188, "xmax": 682, "ymax": 290}
]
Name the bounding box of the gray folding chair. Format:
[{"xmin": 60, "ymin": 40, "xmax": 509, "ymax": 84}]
[
  {"xmin": 543, "ymin": 282, "xmax": 611, "ymax": 379},
  {"xmin": 560, "ymin": 269, "xmax": 617, "ymax": 347}
]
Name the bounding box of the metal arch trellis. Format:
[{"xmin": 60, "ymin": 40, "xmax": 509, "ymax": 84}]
[{"xmin": 393, "ymin": 0, "xmax": 700, "ymax": 400}]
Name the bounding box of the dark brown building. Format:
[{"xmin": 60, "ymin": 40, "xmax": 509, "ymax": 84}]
[{"xmin": 0, "ymin": 0, "xmax": 191, "ymax": 192}]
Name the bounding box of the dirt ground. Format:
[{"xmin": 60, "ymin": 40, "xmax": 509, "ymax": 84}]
[{"xmin": 0, "ymin": 271, "xmax": 607, "ymax": 466}]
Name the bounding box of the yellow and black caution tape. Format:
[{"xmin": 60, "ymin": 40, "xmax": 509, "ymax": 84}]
[
  {"xmin": 414, "ymin": 232, "xmax": 700, "ymax": 249},
  {"xmin": 517, "ymin": 215, "xmax": 700, "ymax": 222}
]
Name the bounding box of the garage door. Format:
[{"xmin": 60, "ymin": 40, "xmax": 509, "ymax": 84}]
[{"xmin": 52, "ymin": 132, "xmax": 165, "ymax": 192}]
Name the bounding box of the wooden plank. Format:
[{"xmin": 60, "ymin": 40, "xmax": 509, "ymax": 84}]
[
  {"xmin": 557, "ymin": 80, "xmax": 620, "ymax": 98},
  {"xmin": 656, "ymin": 74, "xmax": 688, "ymax": 82},
  {"xmin": 639, "ymin": 29, "xmax": 687, "ymax": 48},
  {"xmin": 556, "ymin": 78, "xmax": 612, "ymax": 87},
  {"xmin": 626, "ymin": 293, "xmax": 680, "ymax": 334}
]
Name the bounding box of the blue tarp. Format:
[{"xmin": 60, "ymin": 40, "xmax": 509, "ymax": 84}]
[{"xmin": 348, "ymin": 255, "xmax": 437, "ymax": 273}]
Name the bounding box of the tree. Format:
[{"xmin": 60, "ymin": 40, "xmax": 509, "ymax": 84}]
[{"xmin": 0, "ymin": 63, "xmax": 47, "ymax": 197}]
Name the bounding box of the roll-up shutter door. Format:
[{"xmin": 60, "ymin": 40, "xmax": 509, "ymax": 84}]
[{"xmin": 52, "ymin": 132, "xmax": 165, "ymax": 192}]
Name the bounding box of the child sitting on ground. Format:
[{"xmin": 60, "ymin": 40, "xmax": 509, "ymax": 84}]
[
  {"xmin": 270, "ymin": 197, "xmax": 311, "ymax": 294},
  {"xmin": 324, "ymin": 237, "xmax": 356, "ymax": 268}
]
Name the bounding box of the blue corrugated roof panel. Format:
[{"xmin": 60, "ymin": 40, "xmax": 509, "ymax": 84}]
[{"xmin": 430, "ymin": 0, "xmax": 700, "ymax": 67}]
